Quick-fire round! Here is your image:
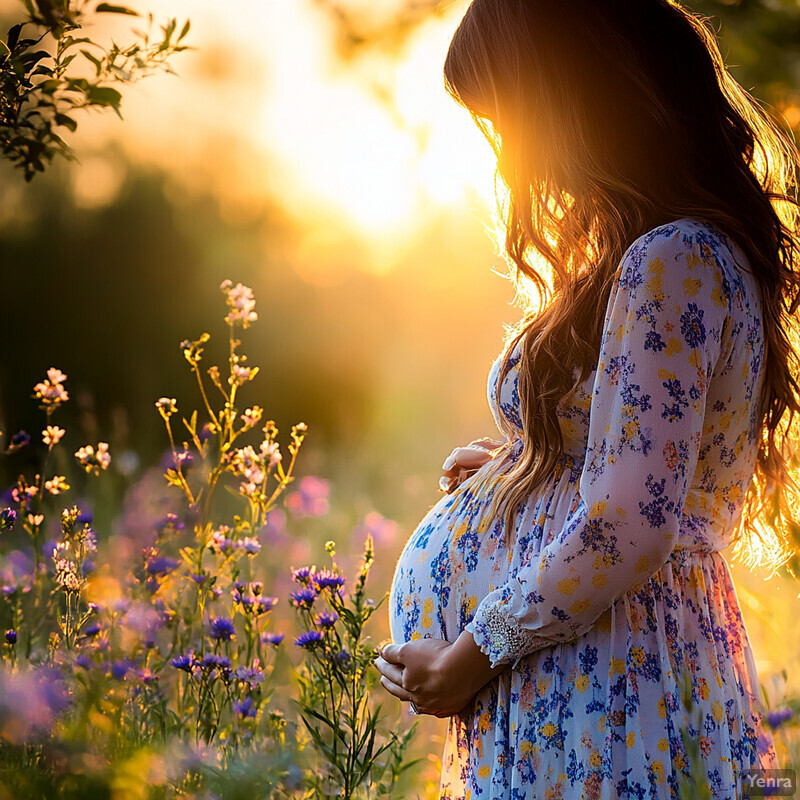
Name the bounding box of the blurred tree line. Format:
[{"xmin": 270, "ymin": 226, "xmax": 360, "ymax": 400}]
[{"xmin": 691, "ymin": 0, "xmax": 800, "ymax": 121}]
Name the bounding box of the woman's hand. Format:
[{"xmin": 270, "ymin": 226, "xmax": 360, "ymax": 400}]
[
  {"xmin": 373, "ymin": 633, "xmax": 506, "ymax": 718},
  {"xmin": 439, "ymin": 436, "xmax": 508, "ymax": 494}
]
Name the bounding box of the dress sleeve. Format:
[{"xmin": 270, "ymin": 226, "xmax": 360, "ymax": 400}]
[{"xmin": 464, "ymin": 225, "xmax": 731, "ymax": 669}]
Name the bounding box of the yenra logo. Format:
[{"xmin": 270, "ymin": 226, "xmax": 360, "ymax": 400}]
[{"xmin": 741, "ymin": 769, "xmax": 796, "ymax": 796}]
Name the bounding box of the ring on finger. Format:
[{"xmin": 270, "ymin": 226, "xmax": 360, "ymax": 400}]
[{"xmin": 409, "ymin": 701, "xmax": 419, "ymax": 714}]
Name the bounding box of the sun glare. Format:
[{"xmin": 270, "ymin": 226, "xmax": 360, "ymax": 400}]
[
  {"xmin": 257, "ymin": 1, "xmax": 497, "ymax": 237},
  {"xmin": 70, "ymin": 0, "xmax": 499, "ymax": 276}
]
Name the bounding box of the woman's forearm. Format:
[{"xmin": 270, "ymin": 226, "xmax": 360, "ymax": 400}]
[{"xmin": 442, "ymin": 629, "xmax": 507, "ymax": 695}]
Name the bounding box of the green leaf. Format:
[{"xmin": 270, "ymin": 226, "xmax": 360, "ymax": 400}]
[
  {"xmin": 300, "ymin": 706, "xmax": 348, "ymax": 743},
  {"xmin": 61, "ymin": 37, "xmax": 94, "ymax": 50},
  {"xmin": 19, "ymin": 50, "xmax": 51, "ymax": 67},
  {"xmin": 37, "ymin": 79, "xmax": 61, "ymax": 95},
  {"xmin": 54, "ymin": 113, "xmax": 77, "ymax": 132},
  {"xmin": 7, "ymin": 24, "xmax": 22, "ymax": 51},
  {"xmin": 81, "ymin": 49, "xmax": 103, "ymax": 76},
  {"xmin": 95, "ymin": 3, "xmax": 139, "ymax": 15},
  {"xmin": 65, "ymin": 77, "xmax": 91, "ymax": 93},
  {"xmin": 86, "ymin": 85, "xmax": 121, "ymax": 108},
  {"xmin": 179, "ymin": 19, "xmax": 191, "ymax": 41}
]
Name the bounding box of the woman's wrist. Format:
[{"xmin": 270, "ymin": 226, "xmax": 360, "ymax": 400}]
[{"xmin": 439, "ymin": 629, "xmax": 507, "ymax": 696}]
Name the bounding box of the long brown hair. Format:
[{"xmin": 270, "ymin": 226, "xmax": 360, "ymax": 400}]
[{"xmin": 443, "ymin": 0, "xmax": 800, "ymax": 573}]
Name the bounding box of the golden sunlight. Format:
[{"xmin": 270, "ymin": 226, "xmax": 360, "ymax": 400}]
[
  {"xmin": 68, "ymin": 0, "xmax": 499, "ymax": 276},
  {"xmin": 256, "ymin": 1, "xmax": 497, "ymax": 236}
]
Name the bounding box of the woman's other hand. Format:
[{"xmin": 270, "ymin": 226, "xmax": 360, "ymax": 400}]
[
  {"xmin": 439, "ymin": 436, "xmax": 507, "ymax": 493},
  {"xmin": 373, "ymin": 639, "xmax": 474, "ymax": 718},
  {"xmin": 374, "ymin": 634, "xmax": 507, "ymax": 717}
]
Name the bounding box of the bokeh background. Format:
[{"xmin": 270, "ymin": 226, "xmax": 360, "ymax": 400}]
[{"xmin": 1, "ymin": 0, "xmax": 799, "ymax": 792}]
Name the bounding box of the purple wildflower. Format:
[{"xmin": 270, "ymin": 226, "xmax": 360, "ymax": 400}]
[
  {"xmin": 0, "ymin": 508, "xmax": 16, "ymax": 531},
  {"xmin": 145, "ymin": 555, "xmax": 179, "ymax": 576},
  {"xmin": 0, "ymin": 666, "xmax": 69, "ymax": 741},
  {"xmin": 251, "ymin": 581, "xmax": 263, "ymax": 595},
  {"xmin": 10, "ymin": 431, "xmax": 30, "ymax": 448},
  {"xmin": 82, "ymin": 623, "xmax": 101, "ymax": 637},
  {"xmin": 257, "ymin": 596, "xmax": 278, "ymax": 614},
  {"xmin": 234, "ymin": 662, "xmax": 265, "ymax": 689},
  {"xmin": 161, "ymin": 449, "xmax": 194, "ymax": 472},
  {"xmin": 232, "ymin": 592, "xmax": 254, "ymax": 612},
  {"xmin": 209, "ymin": 617, "xmax": 235, "ymax": 641},
  {"xmin": 233, "ymin": 696, "xmax": 257, "ymax": 719},
  {"xmin": 198, "ymin": 423, "xmax": 214, "ymax": 444},
  {"xmin": 137, "ymin": 668, "xmax": 157, "ymax": 685},
  {"xmin": 156, "ymin": 513, "xmax": 184, "ymax": 533},
  {"xmin": 291, "ymin": 567, "xmax": 312, "ymax": 584},
  {"xmin": 294, "ymin": 630, "xmax": 324, "ymax": 649},
  {"xmin": 110, "ymin": 660, "xmax": 133, "ymax": 681},
  {"xmin": 313, "ymin": 569, "xmax": 345, "ymax": 592},
  {"xmin": 171, "ymin": 654, "xmax": 194, "ymax": 672},
  {"xmin": 237, "ymin": 537, "xmax": 261, "ymax": 555},
  {"xmin": 766, "ymin": 708, "xmax": 794, "ymax": 729},
  {"xmin": 290, "ymin": 587, "xmax": 318, "ymax": 608},
  {"xmin": 4, "ymin": 629, "xmax": 16, "ymax": 644},
  {"xmin": 199, "ymin": 653, "xmax": 229, "ymax": 668},
  {"xmin": 261, "ymin": 631, "xmax": 284, "ymax": 646},
  {"xmin": 75, "ymin": 655, "xmax": 92, "ymax": 669},
  {"xmin": 315, "ymin": 611, "xmax": 338, "ymax": 628}
]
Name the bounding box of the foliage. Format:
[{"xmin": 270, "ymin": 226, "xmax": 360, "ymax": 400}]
[
  {"xmin": 0, "ymin": 280, "xmax": 414, "ymax": 799},
  {"xmin": 688, "ymin": 0, "xmax": 800, "ymax": 114},
  {"xmin": 291, "ymin": 537, "xmax": 420, "ymax": 798},
  {"xmin": 0, "ymin": 0, "xmax": 190, "ymax": 180}
]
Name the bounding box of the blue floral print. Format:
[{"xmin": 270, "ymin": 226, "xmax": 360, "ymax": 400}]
[{"xmin": 389, "ymin": 218, "xmax": 778, "ymax": 799}]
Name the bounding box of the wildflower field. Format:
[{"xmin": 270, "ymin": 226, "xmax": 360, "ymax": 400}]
[{"xmin": 0, "ymin": 282, "xmax": 422, "ymax": 799}]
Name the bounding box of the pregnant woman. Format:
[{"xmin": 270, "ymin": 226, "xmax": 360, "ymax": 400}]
[{"xmin": 374, "ymin": 1, "xmax": 800, "ymax": 797}]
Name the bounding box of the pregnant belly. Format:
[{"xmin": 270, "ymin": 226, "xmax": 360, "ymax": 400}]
[
  {"xmin": 388, "ymin": 459, "xmax": 583, "ymax": 647},
  {"xmin": 388, "ymin": 477, "xmax": 509, "ymax": 646}
]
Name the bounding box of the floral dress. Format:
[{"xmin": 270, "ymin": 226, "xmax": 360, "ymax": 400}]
[{"xmin": 388, "ymin": 217, "xmax": 778, "ymax": 799}]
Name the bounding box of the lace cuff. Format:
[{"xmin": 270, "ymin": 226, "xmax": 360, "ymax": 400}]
[{"xmin": 464, "ymin": 600, "xmax": 555, "ymax": 670}]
